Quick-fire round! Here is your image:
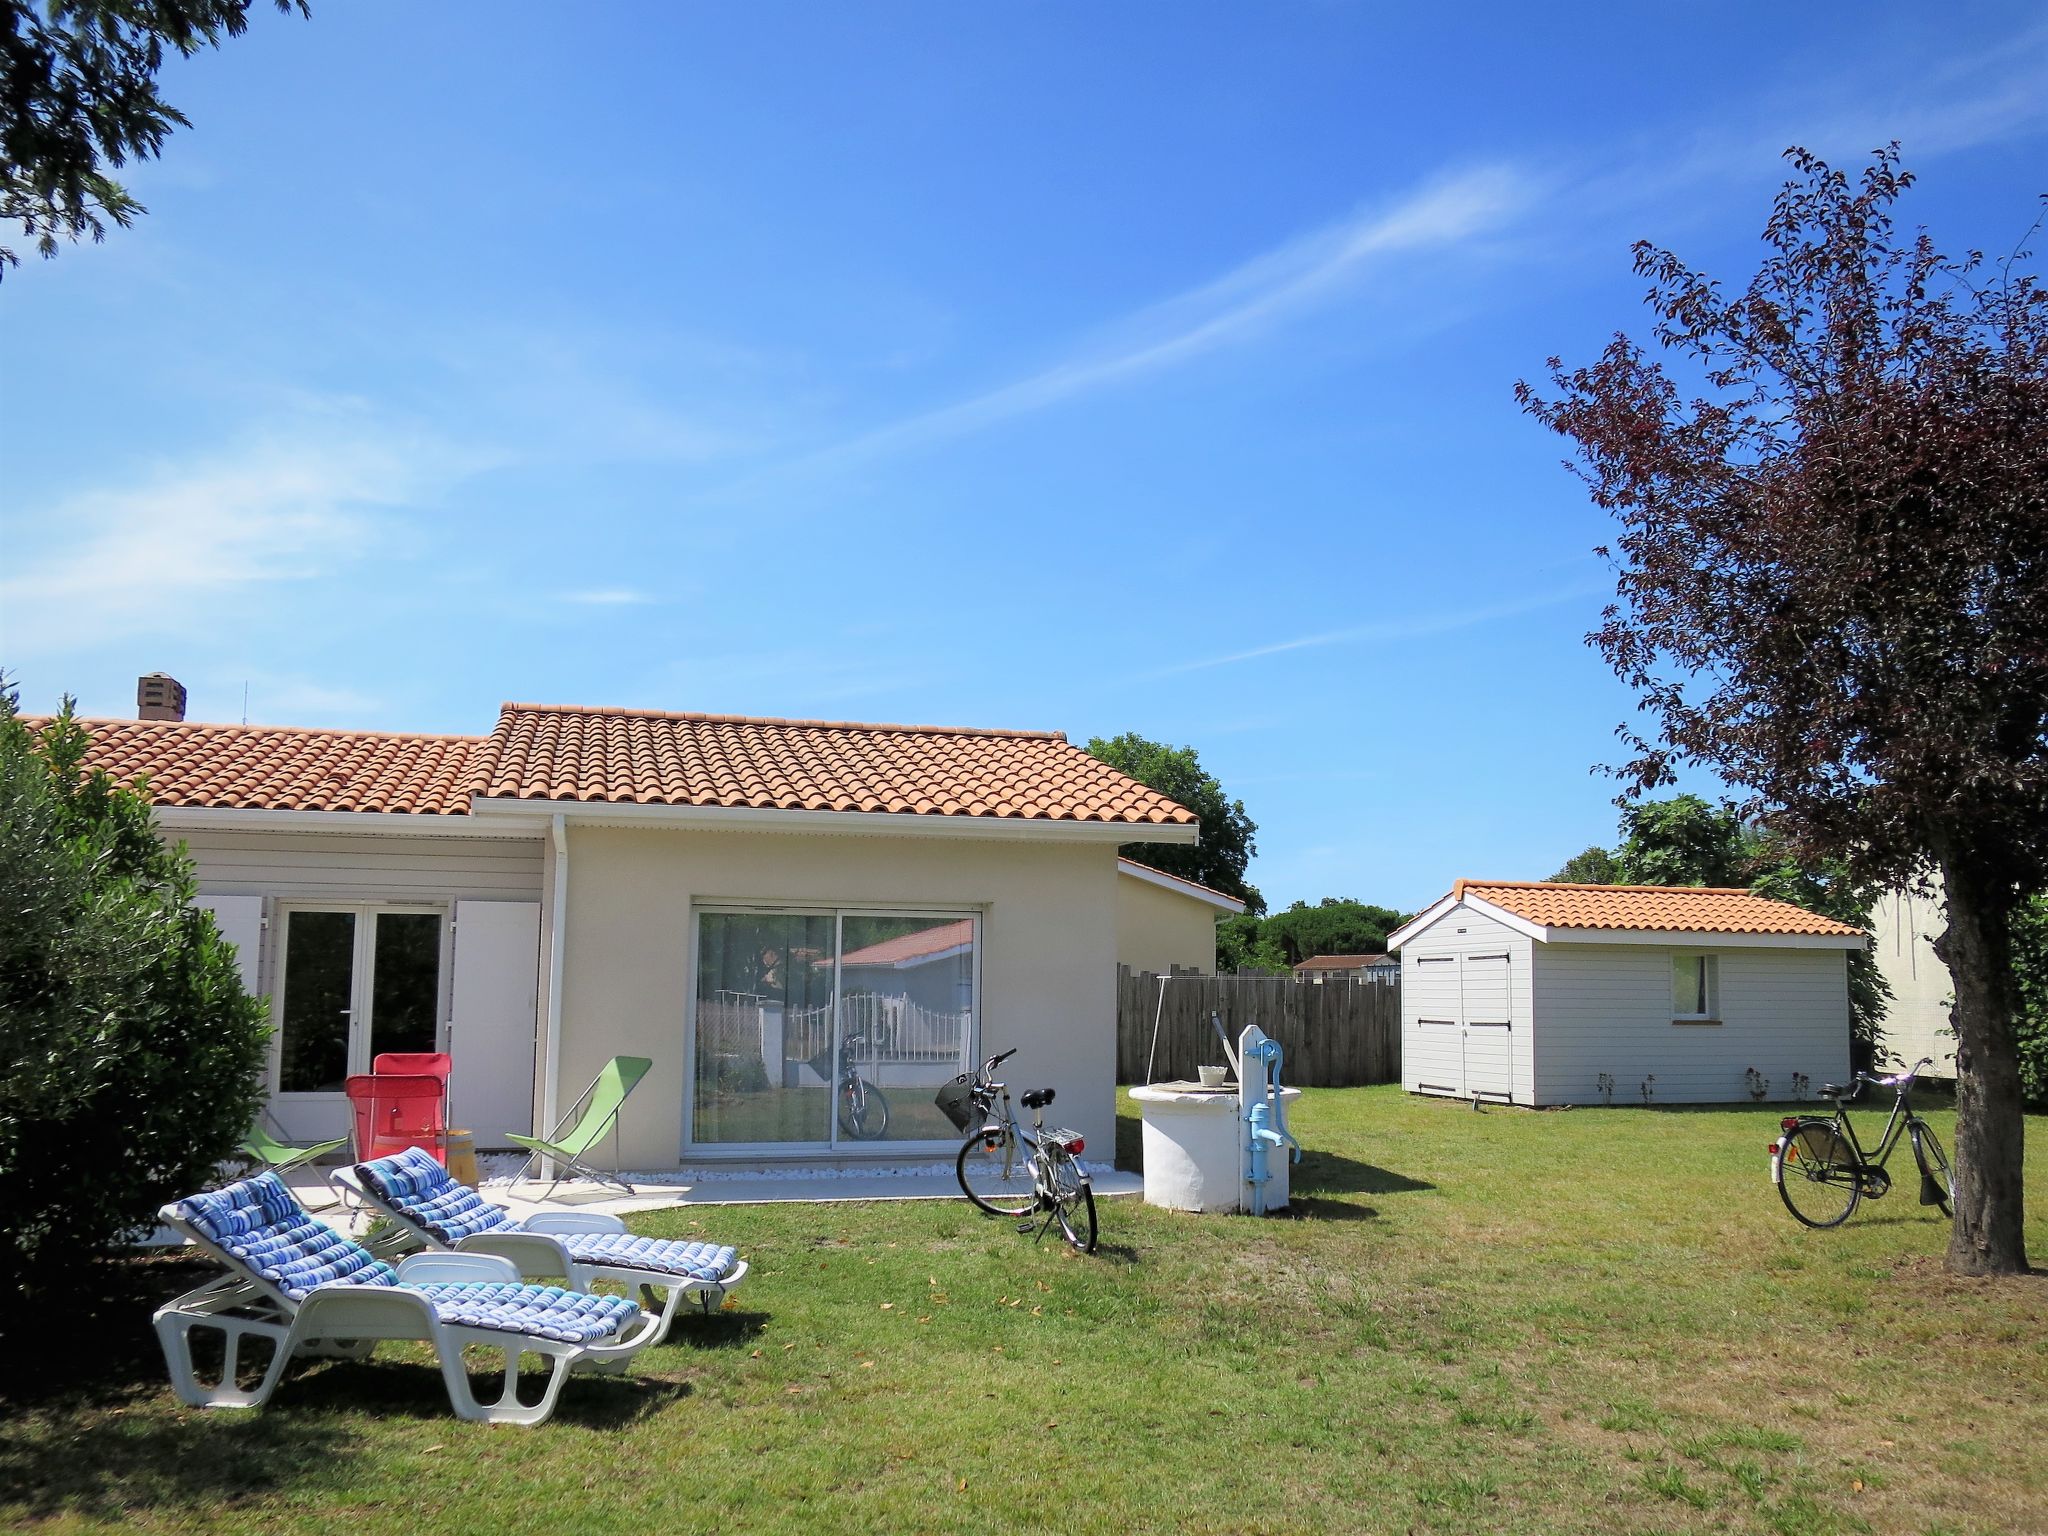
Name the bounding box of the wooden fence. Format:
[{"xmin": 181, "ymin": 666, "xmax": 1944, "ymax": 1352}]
[{"xmin": 1116, "ymin": 967, "xmax": 1401, "ymax": 1087}]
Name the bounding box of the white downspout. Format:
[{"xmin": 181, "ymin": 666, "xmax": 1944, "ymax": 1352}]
[{"xmin": 542, "ymin": 812, "xmax": 569, "ymax": 1150}]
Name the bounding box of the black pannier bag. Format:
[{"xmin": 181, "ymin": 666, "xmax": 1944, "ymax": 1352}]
[{"xmin": 934, "ymin": 1073, "xmax": 982, "ymax": 1133}]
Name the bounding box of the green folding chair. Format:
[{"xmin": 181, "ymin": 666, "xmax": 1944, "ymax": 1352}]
[
  {"xmin": 240, "ymin": 1121, "xmax": 350, "ymax": 1177},
  {"xmin": 507, "ymin": 1056, "xmax": 653, "ymax": 1200},
  {"xmin": 238, "ymin": 1118, "xmax": 350, "ymax": 1208}
]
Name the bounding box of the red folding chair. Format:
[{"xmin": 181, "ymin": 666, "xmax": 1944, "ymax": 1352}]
[
  {"xmin": 371, "ymin": 1052, "xmax": 452, "ymax": 1090},
  {"xmin": 344, "ymin": 1073, "xmax": 449, "ymax": 1166}
]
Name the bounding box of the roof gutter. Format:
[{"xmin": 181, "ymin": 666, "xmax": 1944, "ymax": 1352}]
[
  {"xmin": 467, "ymin": 795, "xmax": 1198, "ymax": 845},
  {"xmin": 153, "ymin": 806, "xmax": 537, "ymax": 838},
  {"xmin": 1116, "ymin": 857, "xmax": 1246, "ymax": 913}
]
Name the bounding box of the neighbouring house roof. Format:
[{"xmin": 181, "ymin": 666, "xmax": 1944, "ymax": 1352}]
[
  {"xmin": 40, "ymin": 702, "xmax": 1198, "ymax": 829},
  {"xmin": 1389, "ymin": 879, "xmax": 1866, "ymax": 950},
  {"xmin": 1293, "ymin": 953, "xmax": 1395, "ymax": 973},
  {"xmin": 833, "ymin": 919, "xmax": 976, "ymax": 970},
  {"xmin": 33, "ymin": 718, "xmax": 487, "ymax": 815},
  {"xmin": 1116, "ymin": 858, "xmax": 1248, "ymax": 914}
]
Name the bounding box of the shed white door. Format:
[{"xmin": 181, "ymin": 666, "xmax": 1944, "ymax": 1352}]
[
  {"xmin": 447, "ymin": 900, "xmax": 542, "ymax": 1147},
  {"xmin": 1409, "ymin": 955, "xmax": 1464, "ymax": 1095},
  {"xmin": 1460, "ymin": 951, "xmax": 1514, "ymax": 1101}
]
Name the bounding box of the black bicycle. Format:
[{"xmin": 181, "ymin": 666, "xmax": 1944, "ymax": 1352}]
[
  {"xmin": 1770, "ymin": 1057, "xmax": 1954, "ymax": 1229},
  {"xmin": 936, "ymin": 1048, "xmax": 1097, "ymax": 1253},
  {"xmin": 826, "ymin": 1032, "xmax": 889, "ymax": 1140}
]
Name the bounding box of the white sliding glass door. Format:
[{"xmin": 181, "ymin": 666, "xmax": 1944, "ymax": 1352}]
[{"xmin": 689, "ymin": 908, "xmax": 978, "ymax": 1153}]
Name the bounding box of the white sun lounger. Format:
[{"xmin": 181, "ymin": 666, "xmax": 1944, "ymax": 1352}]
[
  {"xmin": 334, "ymin": 1148, "xmax": 747, "ymax": 1344},
  {"xmin": 154, "ymin": 1171, "xmax": 662, "ymax": 1425}
]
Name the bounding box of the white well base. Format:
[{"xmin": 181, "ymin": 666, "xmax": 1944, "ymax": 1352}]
[{"xmin": 1129, "ymin": 1083, "xmax": 1299, "ymax": 1215}]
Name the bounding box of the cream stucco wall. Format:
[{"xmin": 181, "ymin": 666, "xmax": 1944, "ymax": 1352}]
[
  {"xmin": 1115, "ymin": 871, "xmax": 1220, "ymax": 975},
  {"xmin": 555, "ymin": 824, "xmax": 1122, "ymax": 1168}
]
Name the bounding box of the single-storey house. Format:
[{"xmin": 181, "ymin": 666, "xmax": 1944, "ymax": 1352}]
[
  {"xmin": 62, "ymin": 680, "xmax": 1204, "ymax": 1169},
  {"xmin": 1113, "ymin": 859, "xmax": 1245, "ymax": 975},
  {"xmin": 1293, "ymin": 953, "xmax": 1399, "ymax": 983},
  {"xmin": 1387, "ymin": 880, "xmax": 1865, "ymax": 1106}
]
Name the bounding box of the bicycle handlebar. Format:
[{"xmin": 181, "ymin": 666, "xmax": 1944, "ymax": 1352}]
[
  {"xmin": 1829, "ymin": 1058, "xmax": 1932, "ymax": 1102},
  {"xmin": 982, "ymin": 1048, "xmax": 1018, "ymax": 1073}
]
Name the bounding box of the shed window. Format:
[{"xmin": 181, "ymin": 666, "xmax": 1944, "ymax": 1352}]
[{"xmin": 1672, "ymin": 953, "xmax": 1718, "ymax": 1021}]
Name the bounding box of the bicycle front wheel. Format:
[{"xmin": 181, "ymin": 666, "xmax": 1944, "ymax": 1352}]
[
  {"xmin": 1047, "ymin": 1153, "xmax": 1097, "ymax": 1253},
  {"xmin": 958, "ymin": 1127, "xmax": 1037, "ymax": 1216},
  {"xmin": 1910, "ymin": 1120, "xmax": 1954, "ymax": 1218},
  {"xmin": 1776, "ymin": 1120, "xmax": 1861, "ymax": 1229},
  {"xmin": 839, "ymin": 1080, "xmax": 890, "ymax": 1140}
]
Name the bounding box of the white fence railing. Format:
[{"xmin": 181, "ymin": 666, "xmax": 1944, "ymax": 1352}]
[
  {"xmin": 698, "ymin": 991, "xmax": 969, "ymax": 1070},
  {"xmin": 784, "ymin": 995, "xmax": 968, "ymax": 1065}
]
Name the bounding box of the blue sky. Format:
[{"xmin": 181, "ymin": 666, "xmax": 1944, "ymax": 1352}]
[{"xmin": 5, "ymin": 3, "xmax": 2047, "ymax": 912}]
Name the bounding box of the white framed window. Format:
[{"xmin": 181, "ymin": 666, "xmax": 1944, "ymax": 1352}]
[{"xmin": 1671, "ymin": 953, "xmax": 1719, "ymax": 1022}]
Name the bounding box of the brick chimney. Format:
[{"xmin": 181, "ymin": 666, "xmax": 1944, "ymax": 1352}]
[{"xmin": 137, "ymin": 673, "xmax": 187, "ymax": 722}]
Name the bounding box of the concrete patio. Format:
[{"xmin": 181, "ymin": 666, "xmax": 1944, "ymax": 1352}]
[{"xmin": 266, "ymin": 1157, "xmax": 1141, "ymax": 1225}]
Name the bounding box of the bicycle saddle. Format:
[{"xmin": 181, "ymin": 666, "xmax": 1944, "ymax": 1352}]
[
  {"xmin": 1820, "ymin": 1081, "xmax": 1852, "ymax": 1098},
  {"xmin": 1021, "ymin": 1088, "xmax": 1055, "ymax": 1109}
]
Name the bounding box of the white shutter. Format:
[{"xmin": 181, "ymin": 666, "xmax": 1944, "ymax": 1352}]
[
  {"xmin": 447, "ymin": 900, "xmax": 542, "ymax": 1147},
  {"xmin": 194, "ymin": 894, "xmax": 265, "ymax": 996}
]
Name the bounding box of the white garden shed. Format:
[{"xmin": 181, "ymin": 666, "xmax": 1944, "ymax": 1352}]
[{"xmin": 1386, "ymin": 881, "xmax": 1866, "ymax": 1106}]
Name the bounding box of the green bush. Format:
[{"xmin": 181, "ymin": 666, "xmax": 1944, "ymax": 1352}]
[
  {"xmin": 0, "ymin": 690, "xmax": 269, "ymax": 1296},
  {"xmin": 709, "ymin": 1053, "xmax": 771, "ymax": 1095}
]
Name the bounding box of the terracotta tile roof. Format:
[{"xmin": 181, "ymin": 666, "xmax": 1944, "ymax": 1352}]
[
  {"xmin": 45, "ymin": 702, "xmax": 1197, "ymax": 828},
  {"xmin": 43, "ymin": 717, "xmax": 485, "ymax": 815},
  {"xmin": 833, "ymin": 919, "xmax": 975, "ymax": 969},
  {"xmin": 1453, "ymin": 880, "xmax": 1865, "ymax": 937},
  {"xmin": 475, "ymin": 703, "xmax": 1198, "ymax": 824},
  {"xmin": 1293, "ymin": 953, "xmax": 1395, "ymax": 972}
]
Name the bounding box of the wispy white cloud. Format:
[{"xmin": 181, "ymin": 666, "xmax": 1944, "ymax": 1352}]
[
  {"xmin": 558, "ymin": 588, "xmax": 657, "ymax": 606},
  {"xmin": 1129, "ymin": 581, "xmax": 1609, "ymax": 683},
  {"xmin": 1, "ymin": 407, "xmax": 491, "ymax": 642},
  {"xmin": 752, "ymin": 164, "xmax": 1534, "ymax": 479}
]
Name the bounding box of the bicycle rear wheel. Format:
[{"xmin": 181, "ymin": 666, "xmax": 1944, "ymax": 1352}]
[
  {"xmin": 1048, "ymin": 1153, "xmax": 1097, "ymax": 1254},
  {"xmin": 1910, "ymin": 1120, "xmax": 1954, "ymax": 1218},
  {"xmin": 839, "ymin": 1079, "xmax": 889, "ymax": 1140},
  {"xmin": 957, "ymin": 1126, "xmax": 1037, "ymax": 1216},
  {"xmin": 1775, "ymin": 1120, "xmax": 1861, "ymax": 1229}
]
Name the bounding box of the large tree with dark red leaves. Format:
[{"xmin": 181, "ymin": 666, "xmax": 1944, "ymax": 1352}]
[{"xmin": 1518, "ymin": 146, "xmax": 2048, "ymax": 1275}]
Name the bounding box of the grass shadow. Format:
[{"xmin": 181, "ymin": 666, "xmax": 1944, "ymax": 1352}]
[
  {"xmin": 1293, "ymin": 1149, "xmax": 1433, "ymax": 1196},
  {"xmin": 0, "ymin": 1403, "xmax": 361, "ymax": 1524},
  {"xmin": 1085, "ymin": 1241, "xmax": 1144, "ymax": 1265},
  {"xmin": 664, "ymin": 1307, "xmax": 772, "ymax": 1350},
  {"xmin": 275, "ymin": 1355, "xmax": 693, "ymax": 1427}
]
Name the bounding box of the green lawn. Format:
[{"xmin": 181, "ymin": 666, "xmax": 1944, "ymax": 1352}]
[{"xmin": 5, "ymin": 1087, "xmax": 2045, "ymax": 1535}]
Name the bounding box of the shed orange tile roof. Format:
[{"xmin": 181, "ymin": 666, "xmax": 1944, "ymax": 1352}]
[
  {"xmin": 39, "ymin": 717, "xmax": 487, "ymax": 815},
  {"xmin": 475, "ymin": 703, "xmax": 1198, "ymax": 824},
  {"xmin": 1452, "ymin": 880, "xmax": 1865, "ymax": 937}
]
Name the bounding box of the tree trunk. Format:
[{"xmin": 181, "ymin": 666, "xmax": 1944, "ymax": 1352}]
[{"xmin": 1933, "ymin": 854, "xmax": 2031, "ymax": 1275}]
